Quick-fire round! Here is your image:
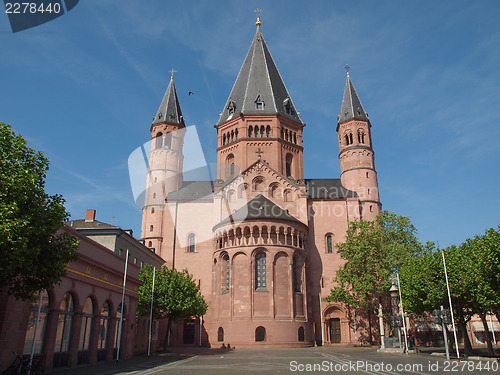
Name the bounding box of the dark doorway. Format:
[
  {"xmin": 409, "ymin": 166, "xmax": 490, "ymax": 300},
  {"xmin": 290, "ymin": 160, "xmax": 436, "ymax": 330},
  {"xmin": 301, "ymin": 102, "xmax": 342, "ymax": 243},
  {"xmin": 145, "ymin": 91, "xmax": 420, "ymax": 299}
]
[
  {"xmin": 183, "ymin": 320, "xmax": 195, "ymax": 344},
  {"xmin": 329, "ymin": 318, "xmax": 341, "ymax": 343}
]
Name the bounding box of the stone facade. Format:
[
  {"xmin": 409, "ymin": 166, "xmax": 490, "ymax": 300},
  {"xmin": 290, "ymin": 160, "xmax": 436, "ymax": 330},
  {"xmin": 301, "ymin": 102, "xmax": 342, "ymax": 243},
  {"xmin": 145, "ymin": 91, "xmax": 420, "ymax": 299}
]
[{"xmin": 140, "ymin": 21, "xmax": 382, "ymax": 348}]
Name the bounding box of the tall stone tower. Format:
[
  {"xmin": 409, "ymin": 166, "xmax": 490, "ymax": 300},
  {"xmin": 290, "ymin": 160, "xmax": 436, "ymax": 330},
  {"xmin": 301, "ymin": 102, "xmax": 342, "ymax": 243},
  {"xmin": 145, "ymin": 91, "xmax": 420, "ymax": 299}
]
[
  {"xmin": 141, "ymin": 73, "xmax": 185, "ymax": 260},
  {"xmin": 337, "ymin": 71, "xmax": 381, "ymax": 220},
  {"xmin": 215, "ymin": 16, "xmax": 305, "ymax": 182}
]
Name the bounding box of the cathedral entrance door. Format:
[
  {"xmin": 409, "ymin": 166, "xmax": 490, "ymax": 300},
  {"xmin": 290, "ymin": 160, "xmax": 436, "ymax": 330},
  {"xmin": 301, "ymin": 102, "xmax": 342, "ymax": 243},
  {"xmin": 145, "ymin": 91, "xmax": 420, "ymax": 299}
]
[
  {"xmin": 183, "ymin": 319, "xmax": 195, "ymax": 344},
  {"xmin": 329, "ymin": 318, "xmax": 341, "ymax": 343}
]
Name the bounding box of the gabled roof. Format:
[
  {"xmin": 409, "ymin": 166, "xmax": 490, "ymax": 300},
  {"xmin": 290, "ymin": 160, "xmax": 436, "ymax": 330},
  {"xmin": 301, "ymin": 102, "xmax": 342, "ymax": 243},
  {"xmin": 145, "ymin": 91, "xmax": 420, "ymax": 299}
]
[
  {"xmin": 305, "ymin": 179, "xmax": 358, "ymax": 199},
  {"xmin": 153, "ymin": 77, "xmax": 185, "ymax": 126},
  {"xmin": 217, "ymin": 194, "xmax": 300, "ymax": 227},
  {"xmin": 217, "ymin": 24, "xmax": 302, "ymax": 125},
  {"xmin": 338, "ymin": 72, "xmax": 369, "ymax": 125}
]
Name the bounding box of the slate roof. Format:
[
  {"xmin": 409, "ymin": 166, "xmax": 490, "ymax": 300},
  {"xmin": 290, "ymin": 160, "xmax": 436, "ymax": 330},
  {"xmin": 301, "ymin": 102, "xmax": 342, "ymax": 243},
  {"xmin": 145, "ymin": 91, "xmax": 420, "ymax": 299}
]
[
  {"xmin": 305, "ymin": 179, "xmax": 358, "ymax": 199},
  {"xmin": 217, "ymin": 194, "xmax": 301, "ymax": 226},
  {"xmin": 166, "ymin": 181, "xmax": 214, "ymax": 201},
  {"xmin": 338, "ymin": 73, "xmax": 369, "ymax": 124},
  {"xmin": 217, "ymin": 24, "xmax": 302, "ymax": 125},
  {"xmin": 67, "ymin": 220, "xmax": 118, "ymax": 229},
  {"xmin": 153, "ymin": 77, "xmax": 185, "ymax": 126}
]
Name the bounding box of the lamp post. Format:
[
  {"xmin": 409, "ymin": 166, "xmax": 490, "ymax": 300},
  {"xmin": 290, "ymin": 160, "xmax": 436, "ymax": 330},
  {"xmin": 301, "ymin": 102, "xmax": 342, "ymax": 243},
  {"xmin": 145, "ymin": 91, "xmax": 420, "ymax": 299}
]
[{"xmin": 433, "ymin": 306, "xmax": 452, "ymax": 360}]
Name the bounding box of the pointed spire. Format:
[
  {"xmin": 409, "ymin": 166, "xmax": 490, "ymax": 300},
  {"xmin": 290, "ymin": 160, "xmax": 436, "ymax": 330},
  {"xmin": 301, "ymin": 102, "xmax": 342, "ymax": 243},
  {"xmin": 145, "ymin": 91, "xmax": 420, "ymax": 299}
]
[
  {"xmin": 338, "ymin": 69, "xmax": 369, "ymax": 124},
  {"xmin": 217, "ymin": 17, "xmax": 301, "ymax": 125},
  {"xmin": 153, "ymin": 71, "xmax": 185, "ymax": 126}
]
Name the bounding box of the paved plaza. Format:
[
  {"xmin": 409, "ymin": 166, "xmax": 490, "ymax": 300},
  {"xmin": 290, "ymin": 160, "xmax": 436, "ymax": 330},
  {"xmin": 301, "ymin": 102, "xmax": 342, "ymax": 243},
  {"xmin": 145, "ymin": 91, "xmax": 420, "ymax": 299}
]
[{"xmin": 50, "ymin": 346, "xmax": 499, "ymax": 375}]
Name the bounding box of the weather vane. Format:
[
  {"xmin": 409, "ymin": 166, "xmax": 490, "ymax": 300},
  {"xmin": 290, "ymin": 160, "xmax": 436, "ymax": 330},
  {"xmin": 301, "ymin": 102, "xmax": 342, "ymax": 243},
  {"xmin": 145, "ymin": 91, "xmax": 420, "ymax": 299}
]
[
  {"xmin": 255, "ymin": 8, "xmax": 262, "ymax": 26},
  {"xmin": 344, "ymin": 64, "xmax": 351, "ymax": 75},
  {"xmin": 169, "ymin": 68, "xmax": 177, "ymax": 79}
]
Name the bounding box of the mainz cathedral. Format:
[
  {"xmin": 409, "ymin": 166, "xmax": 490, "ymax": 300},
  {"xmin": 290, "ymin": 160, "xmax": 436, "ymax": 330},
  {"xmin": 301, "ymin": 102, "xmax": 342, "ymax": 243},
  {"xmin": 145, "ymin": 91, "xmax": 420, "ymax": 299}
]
[{"xmin": 140, "ymin": 14, "xmax": 381, "ymax": 347}]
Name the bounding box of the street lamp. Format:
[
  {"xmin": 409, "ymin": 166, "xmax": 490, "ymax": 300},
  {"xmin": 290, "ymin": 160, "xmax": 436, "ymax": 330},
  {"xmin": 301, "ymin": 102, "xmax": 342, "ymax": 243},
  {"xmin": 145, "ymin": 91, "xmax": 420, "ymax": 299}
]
[
  {"xmin": 389, "ymin": 283, "xmax": 403, "ymax": 352},
  {"xmin": 433, "ymin": 306, "xmax": 452, "ymax": 360}
]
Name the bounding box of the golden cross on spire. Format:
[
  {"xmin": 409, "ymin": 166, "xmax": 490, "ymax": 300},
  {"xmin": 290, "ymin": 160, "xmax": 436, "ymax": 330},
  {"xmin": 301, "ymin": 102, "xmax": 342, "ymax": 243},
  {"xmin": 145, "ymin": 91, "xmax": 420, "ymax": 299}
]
[
  {"xmin": 255, "ymin": 8, "xmax": 262, "ymax": 26},
  {"xmin": 169, "ymin": 68, "xmax": 177, "ymax": 79}
]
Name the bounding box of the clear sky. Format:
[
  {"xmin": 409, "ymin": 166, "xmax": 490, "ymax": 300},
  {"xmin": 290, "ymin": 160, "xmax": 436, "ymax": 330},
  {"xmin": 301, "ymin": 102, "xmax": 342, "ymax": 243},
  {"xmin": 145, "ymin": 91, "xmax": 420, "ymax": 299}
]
[{"xmin": 1, "ymin": 0, "xmax": 499, "ymax": 248}]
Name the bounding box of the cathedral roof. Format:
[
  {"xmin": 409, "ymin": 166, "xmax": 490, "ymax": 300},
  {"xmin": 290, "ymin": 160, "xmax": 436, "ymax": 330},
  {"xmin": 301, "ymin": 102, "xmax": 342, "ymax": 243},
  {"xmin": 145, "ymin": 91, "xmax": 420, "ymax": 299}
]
[
  {"xmin": 217, "ymin": 23, "xmax": 302, "ymax": 125},
  {"xmin": 153, "ymin": 76, "xmax": 185, "ymax": 126},
  {"xmin": 338, "ymin": 72, "xmax": 369, "ymax": 125},
  {"xmin": 217, "ymin": 194, "xmax": 300, "ymax": 226},
  {"xmin": 166, "ymin": 181, "xmax": 214, "ymax": 201},
  {"xmin": 305, "ymin": 179, "xmax": 358, "ymax": 199}
]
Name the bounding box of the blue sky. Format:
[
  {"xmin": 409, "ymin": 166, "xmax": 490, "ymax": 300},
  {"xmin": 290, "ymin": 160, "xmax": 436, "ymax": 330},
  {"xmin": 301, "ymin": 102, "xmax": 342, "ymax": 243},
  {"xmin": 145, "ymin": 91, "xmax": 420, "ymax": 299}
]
[{"xmin": 1, "ymin": 0, "xmax": 499, "ymax": 248}]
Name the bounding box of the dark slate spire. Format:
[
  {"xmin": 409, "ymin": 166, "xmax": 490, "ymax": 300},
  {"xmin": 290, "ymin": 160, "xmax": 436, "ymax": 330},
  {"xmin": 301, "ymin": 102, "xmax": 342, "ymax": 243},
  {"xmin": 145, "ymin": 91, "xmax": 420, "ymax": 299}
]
[
  {"xmin": 338, "ymin": 72, "xmax": 369, "ymax": 124},
  {"xmin": 153, "ymin": 74, "xmax": 185, "ymax": 126},
  {"xmin": 217, "ymin": 20, "xmax": 301, "ymax": 125}
]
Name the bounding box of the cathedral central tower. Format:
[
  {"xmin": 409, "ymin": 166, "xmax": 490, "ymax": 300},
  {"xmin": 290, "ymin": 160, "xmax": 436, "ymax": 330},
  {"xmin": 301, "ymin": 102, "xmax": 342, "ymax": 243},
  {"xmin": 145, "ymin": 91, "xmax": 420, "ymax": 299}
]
[{"xmin": 215, "ymin": 20, "xmax": 305, "ymax": 182}]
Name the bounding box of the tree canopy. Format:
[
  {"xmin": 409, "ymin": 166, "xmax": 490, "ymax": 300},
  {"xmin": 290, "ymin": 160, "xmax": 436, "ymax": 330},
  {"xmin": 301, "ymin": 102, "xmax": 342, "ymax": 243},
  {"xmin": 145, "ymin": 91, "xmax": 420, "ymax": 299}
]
[
  {"xmin": 137, "ymin": 265, "xmax": 208, "ymax": 320},
  {"xmin": 325, "ymin": 210, "xmax": 422, "ymax": 310},
  {"xmin": 399, "ymin": 226, "xmax": 500, "ymax": 356},
  {"xmin": 0, "ymin": 123, "xmax": 79, "ymax": 300}
]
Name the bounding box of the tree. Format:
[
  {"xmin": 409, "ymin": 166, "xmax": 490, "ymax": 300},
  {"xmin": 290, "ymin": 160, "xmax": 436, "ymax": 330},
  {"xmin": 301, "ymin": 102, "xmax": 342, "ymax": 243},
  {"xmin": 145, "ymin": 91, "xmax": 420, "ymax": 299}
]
[
  {"xmin": 137, "ymin": 265, "xmax": 208, "ymax": 345},
  {"xmin": 399, "ymin": 226, "xmax": 500, "ymax": 356},
  {"xmin": 325, "ymin": 210, "xmax": 422, "ymax": 342},
  {"xmin": 0, "ymin": 123, "xmax": 79, "ymax": 300}
]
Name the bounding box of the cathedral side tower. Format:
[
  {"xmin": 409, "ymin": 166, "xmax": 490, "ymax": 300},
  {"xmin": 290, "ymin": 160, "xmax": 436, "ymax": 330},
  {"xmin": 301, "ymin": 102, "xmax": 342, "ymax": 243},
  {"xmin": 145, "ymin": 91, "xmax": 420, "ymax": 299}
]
[
  {"xmin": 337, "ymin": 71, "xmax": 381, "ymax": 220},
  {"xmin": 215, "ymin": 19, "xmax": 305, "ymax": 182},
  {"xmin": 141, "ymin": 73, "xmax": 185, "ymax": 257}
]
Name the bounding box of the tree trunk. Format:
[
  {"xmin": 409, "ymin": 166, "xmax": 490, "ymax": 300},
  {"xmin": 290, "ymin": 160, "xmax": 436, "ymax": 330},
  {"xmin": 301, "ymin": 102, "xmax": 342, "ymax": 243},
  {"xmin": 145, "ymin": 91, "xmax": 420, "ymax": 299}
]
[
  {"xmin": 478, "ymin": 310, "xmax": 494, "ymax": 357},
  {"xmin": 367, "ymin": 308, "xmax": 373, "ymax": 345},
  {"xmin": 457, "ymin": 309, "xmax": 473, "ymax": 356}
]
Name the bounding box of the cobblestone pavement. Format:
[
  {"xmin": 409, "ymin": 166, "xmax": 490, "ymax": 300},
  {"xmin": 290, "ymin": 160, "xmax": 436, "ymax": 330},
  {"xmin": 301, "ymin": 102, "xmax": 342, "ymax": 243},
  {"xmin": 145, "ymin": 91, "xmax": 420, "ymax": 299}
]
[{"xmin": 49, "ymin": 345, "xmax": 500, "ymax": 375}]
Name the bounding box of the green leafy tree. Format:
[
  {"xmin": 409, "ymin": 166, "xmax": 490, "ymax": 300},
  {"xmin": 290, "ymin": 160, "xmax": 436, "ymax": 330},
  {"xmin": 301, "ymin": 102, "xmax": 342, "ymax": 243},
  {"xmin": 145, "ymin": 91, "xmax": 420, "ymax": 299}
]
[
  {"xmin": 399, "ymin": 226, "xmax": 500, "ymax": 356},
  {"xmin": 137, "ymin": 265, "xmax": 208, "ymax": 345},
  {"xmin": 0, "ymin": 123, "xmax": 79, "ymax": 300},
  {"xmin": 325, "ymin": 210, "xmax": 422, "ymax": 342}
]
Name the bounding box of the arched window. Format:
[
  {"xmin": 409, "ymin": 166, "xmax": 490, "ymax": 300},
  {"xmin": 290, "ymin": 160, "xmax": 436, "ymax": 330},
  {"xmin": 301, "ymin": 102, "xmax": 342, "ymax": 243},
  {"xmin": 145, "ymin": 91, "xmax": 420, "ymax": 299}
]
[
  {"xmin": 255, "ymin": 253, "xmax": 266, "ymax": 289},
  {"xmin": 223, "ymin": 133, "xmax": 226, "ymax": 145},
  {"xmin": 254, "ymin": 126, "xmax": 258, "ymax": 138},
  {"xmin": 230, "ymin": 163, "xmax": 235, "ymax": 176},
  {"xmin": 366, "ymin": 172, "xmax": 369, "ymax": 178},
  {"xmin": 285, "ymin": 129, "xmax": 289, "ymax": 142},
  {"xmin": 55, "ymin": 293, "xmax": 74, "ymax": 353},
  {"xmin": 293, "ymin": 133, "xmax": 297, "ymax": 144},
  {"xmin": 227, "ymin": 189, "xmax": 235, "ymax": 203},
  {"xmin": 269, "ymin": 183, "xmax": 279, "ymax": 198},
  {"xmin": 326, "ymin": 234, "xmax": 333, "ymax": 253},
  {"xmin": 252, "ymin": 177, "xmax": 264, "ymax": 192},
  {"xmin": 231, "ymin": 130, "xmax": 234, "ymax": 142},
  {"xmin": 226, "ymin": 154, "xmax": 235, "ymax": 177},
  {"xmin": 349, "ymin": 133, "xmax": 353, "ymax": 145},
  {"xmin": 218, "ymin": 327, "xmax": 224, "ymax": 342},
  {"xmin": 248, "ymin": 126, "xmax": 253, "ymax": 138},
  {"xmin": 235, "ymin": 129, "xmax": 238, "ymax": 140},
  {"xmin": 260, "ymin": 125, "xmax": 265, "ymax": 137},
  {"xmin": 286, "ymin": 154, "xmax": 293, "ymax": 178},
  {"xmin": 97, "ymin": 301, "xmax": 110, "ymax": 361},
  {"xmin": 23, "ymin": 290, "xmax": 49, "ymax": 355},
  {"xmin": 298, "ymin": 327, "xmax": 305, "ymax": 342},
  {"xmin": 150, "ymin": 225, "xmax": 153, "ymax": 232},
  {"xmin": 148, "ymin": 241, "xmax": 152, "ymax": 248},
  {"xmin": 164, "ymin": 132, "xmax": 172, "ymax": 149},
  {"xmin": 255, "ymin": 326, "xmax": 266, "ymax": 342},
  {"xmin": 284, "ymin": 189, "xmax": 291, "ymax": 202},
  {"xmin": 280, "ymin": 129, "xmax": 284, "ymax": 139},
  {"xmin": 78, "ymin": 297, "xmax": 94, "ymax": 364},
  {"xmin": 222, "ymin": 254, "xmax": 230, "ymax": 292},
  {"xmin": 345, "ymin": 134, "xmax": 349, "ymax": 145},
  {"xmin": 266, "ymin": 125, "xmax": 271, "ymax": 137},
  {"xmin": 188, "ymin": 234, "xmax": 196, "ymax": 253},
  {"xmin": 155, "ymin": 132, "xmax": 163, "ymax": 149}
]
